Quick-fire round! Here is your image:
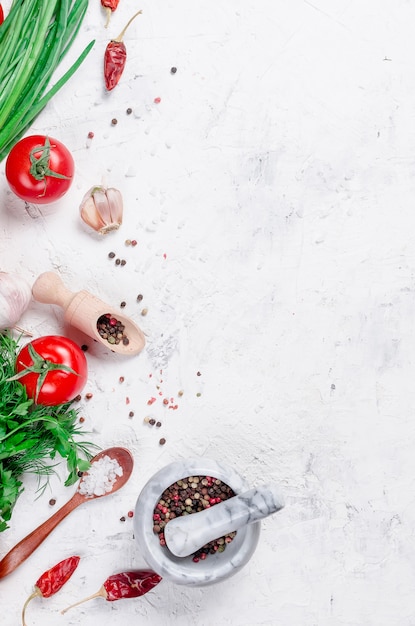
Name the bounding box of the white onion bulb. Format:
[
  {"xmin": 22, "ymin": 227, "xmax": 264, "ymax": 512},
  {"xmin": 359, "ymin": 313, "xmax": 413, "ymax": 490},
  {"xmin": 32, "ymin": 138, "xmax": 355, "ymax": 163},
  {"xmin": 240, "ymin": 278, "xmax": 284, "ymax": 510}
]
[{"xmin": 0, "ymin": 272, "xmax": 32, "ymax": 329}]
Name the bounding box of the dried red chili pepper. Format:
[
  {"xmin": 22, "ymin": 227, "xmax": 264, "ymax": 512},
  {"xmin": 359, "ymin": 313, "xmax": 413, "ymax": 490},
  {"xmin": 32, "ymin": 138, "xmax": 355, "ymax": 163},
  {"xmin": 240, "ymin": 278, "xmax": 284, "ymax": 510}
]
[
  {"xmin": 61, "ymin": 569, "xmax": 161, "ymax": 614},
  {"xmin": 101, "ymin": 0, "xmax": 120, "ymax": 28},
  {"xmin": 22, "ymin": 556, "xmax": 80, "ymax": 625},
  {"xmin": 104, "ymin": 9, "xmax": 142, "ymax": 91}
]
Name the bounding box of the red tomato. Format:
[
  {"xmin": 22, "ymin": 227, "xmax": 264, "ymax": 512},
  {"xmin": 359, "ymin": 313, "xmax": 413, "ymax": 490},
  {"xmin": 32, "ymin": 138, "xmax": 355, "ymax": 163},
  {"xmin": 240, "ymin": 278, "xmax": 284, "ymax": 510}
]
[
  {"xmin": 5, "ymin": 135, "xmax": 74, "ymax": 204},
  {"xmin": 15, "ymin": 336, "xmax": 87, "ymax": 405},
  {"xmin": 0, "ymin": 5, "xmax": 4, "ymax": 25}
]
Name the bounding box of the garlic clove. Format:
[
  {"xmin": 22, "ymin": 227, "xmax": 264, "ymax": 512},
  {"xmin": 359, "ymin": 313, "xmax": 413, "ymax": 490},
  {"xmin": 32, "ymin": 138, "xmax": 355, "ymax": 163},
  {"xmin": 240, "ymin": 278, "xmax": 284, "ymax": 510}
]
[
  {"xmin": 0, "ymin": 272, "xmax": 32, "ymax": 329},
  {"xmin": 80, "ymin": 189, "xmax": 107, "ymax": 232},
  {"xmin": 80, "ymin": 186, "xmax": 123, "ymax": 235},
  {"xmin": 106, "ymin": 187, "xmax": 123, "ymax": 226}
]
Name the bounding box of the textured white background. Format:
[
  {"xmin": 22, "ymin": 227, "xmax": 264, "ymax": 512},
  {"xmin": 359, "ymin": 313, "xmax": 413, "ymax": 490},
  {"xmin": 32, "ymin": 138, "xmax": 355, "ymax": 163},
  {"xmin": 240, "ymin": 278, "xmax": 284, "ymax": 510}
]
[{"xmin": 1, "ymin": 1, "xmax": 415, "ymax": 624}]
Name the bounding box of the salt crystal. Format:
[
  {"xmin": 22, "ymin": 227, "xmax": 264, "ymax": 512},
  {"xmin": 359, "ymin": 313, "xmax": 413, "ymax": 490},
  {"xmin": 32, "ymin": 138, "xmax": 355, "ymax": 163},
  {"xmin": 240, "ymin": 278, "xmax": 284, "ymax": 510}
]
[{"xmin": 78, "ymin": 455, "xmax": 123, "ymax": 498}]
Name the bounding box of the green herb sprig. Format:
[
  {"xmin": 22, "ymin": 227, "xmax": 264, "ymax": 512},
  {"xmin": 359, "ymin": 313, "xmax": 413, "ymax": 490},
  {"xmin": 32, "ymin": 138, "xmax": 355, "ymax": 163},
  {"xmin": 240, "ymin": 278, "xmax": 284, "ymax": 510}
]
[{"xmin": 0, "ymin": 333, "xmax": 96, "ymax": 532}]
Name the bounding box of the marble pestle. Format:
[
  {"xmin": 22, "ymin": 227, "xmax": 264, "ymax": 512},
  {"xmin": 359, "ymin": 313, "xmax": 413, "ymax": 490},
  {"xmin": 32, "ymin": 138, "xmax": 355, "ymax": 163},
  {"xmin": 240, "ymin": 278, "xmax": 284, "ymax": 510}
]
[{"xmin": 164, "ymin": 484, "xmax": 284, "ymax": 558}]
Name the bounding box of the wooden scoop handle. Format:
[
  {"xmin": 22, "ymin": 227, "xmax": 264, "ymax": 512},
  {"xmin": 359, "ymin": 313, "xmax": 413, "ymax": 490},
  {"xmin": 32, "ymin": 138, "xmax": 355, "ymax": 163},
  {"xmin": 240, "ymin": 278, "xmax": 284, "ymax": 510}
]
[
  {"xmin": 0, "ymin": 492, "xmax": 83, "ymax": 579},
  {"xmin": 32, "ymin": 271, "xmax": 77, "ymax": 310}
]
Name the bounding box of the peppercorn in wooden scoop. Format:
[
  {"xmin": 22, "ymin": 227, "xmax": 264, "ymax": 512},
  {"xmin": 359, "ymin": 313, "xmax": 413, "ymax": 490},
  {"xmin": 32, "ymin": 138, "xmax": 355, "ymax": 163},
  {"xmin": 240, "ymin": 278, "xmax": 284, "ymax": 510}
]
[
  {"xmin": 32, "ymin": 271, "xmax": 145, "ymax": 356},
  {"xmin": 0, "ymin": 447, "xmax": 134, "ymax": 579}
]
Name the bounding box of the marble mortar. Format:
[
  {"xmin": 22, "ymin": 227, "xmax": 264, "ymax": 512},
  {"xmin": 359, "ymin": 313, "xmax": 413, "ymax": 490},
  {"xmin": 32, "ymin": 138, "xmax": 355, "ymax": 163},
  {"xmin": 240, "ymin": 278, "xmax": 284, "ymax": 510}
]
[{"xmin": 134, "ymin": 458, "xmax": 262, "ymax": 586}]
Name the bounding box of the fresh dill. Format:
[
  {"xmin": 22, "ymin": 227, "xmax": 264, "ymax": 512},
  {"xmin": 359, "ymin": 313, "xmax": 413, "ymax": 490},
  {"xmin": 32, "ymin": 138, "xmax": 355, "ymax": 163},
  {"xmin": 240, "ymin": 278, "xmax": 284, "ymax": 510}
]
[{"xmin": 0, "ymin": 332, "xmax": 96, "ymax": 532}]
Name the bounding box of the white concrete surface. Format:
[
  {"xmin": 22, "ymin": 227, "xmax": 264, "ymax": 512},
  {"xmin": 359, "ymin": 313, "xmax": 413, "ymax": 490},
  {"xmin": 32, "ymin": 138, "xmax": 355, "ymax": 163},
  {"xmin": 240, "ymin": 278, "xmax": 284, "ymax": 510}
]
[{"xmin": 1, "ymin": 1, "xmax": 415, "ymax": 624}]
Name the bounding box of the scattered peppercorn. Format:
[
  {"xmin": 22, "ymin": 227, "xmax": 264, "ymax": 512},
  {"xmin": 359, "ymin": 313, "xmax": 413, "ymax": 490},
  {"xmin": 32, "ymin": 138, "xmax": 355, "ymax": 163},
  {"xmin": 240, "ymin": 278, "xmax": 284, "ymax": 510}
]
[
  {"xmin": 120, "ymin": 516, "xmax": 126, "ymax": 522},
  {"xmin": 119, "ymin": 376, "xmax": 125, "ymax": 383},
  {"xmin": 77, "ymin": 471, "xmax": 84, "ymax": 477},
  {"xmin": 127, "ymin": 510, "xmax": 134, "ymax": 518},
  {"xmin": 159, "ymin": 438, "xmax": 166, "ymax": 445},
  {"xmin": 163, "ymin": 398, "xmax": 169, "ymax": 405},
  {"xmin": 125, "ymin": 239, "xmax": 131, "ymax": 246},
  {"xmin": 156, "ymin": 421, "xmax": 162, "ymax": 428},
  {"xmin": 120, "ymin": 259, "xmax": 127, "ymax": 266},
  {"xmin": 79, "ymin": 417, "xmax": 85, "ymax": 423},
  {"xmin": 74, "ymin": 394, "xmax": 82, "ymax": 402},
  {"xmin": 49, "ymin": 498, "xmax": 56, "ymax": 506},
  {"xmin": 178, "ymin": 390, "xmax": 184, "ymax": 397},
  {"xmin": 137, "ymin": 294, "xmax": 143, "ymax": 302},
  {"xmin": 108, "ymin": 252, "xmax": 116, "ymax": 258},
  {"xmin": 129, "ymin": 411, "xmax": 134, "ymax": 417},
  {"xmin": 85, "ymin": 393, "xmax": 93, "ymax": 400},
  {"xmin": 111, "ymin": 118, "xmax": 118, "ymax": 125},
  {"xmin": 88, "ymin": 131, "xmax": 94, "ymax": 139},
  {"xmin": 141, "ymin": 308, "xmax": 148, "ymax": 316},
  {"xmin": 81, "ymin": 344, "xmax": 88, "ymax": 351},
  {"xmin": 154, "ymin": 97, "xmax": 161, "ymax": 104},
  {"xmin": 115, "ymin": 258, "xmax": 121, "ymax": 265},
  {"xmin": 131, "ymin": 239, "xmax": 137, "ymax": 246},
  {"xmin": 197, "ymin": 371, "xmax": 201, "ymax": 376},
  {"xmin": 170, "ymin": 66, "xmax": 177, "ymax": 74},
  {"xmin": 196, "ymin": 392, "xmax": 202, "ymax": 397},
  {"xmin": 120, "ymin": 301, "xmax": 126, "ymax": 308},
  {"xmin": 126, "ymin": 107, "xmax": 132, "ymax": 114},
  {"xmin": 149, "ymin": 418, "xmax": 156, "ymax": 426}
]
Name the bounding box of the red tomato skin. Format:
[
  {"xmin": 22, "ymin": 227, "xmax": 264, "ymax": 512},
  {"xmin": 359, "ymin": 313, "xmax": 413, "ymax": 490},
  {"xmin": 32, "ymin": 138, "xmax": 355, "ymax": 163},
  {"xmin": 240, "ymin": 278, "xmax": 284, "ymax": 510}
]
[
  {"xmin": 5, "ymin": 135, "xmax": 74, "ymax": 204},
  {"xmin": 16, "ymin": 336, "xmax": 87, "ymax": 406},
  {"xmin": 0, "ymin": 5, "xmax": 4, "ymax": 25}
]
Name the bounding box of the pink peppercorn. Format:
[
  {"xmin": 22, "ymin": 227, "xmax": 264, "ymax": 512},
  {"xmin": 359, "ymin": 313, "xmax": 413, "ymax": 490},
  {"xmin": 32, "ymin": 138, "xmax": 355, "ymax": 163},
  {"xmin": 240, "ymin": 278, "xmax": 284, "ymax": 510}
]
[
  {"xmin": 154, "ymin": 97, "xmax": 161, "ymax": 103},
  {"xmin": 128, "ymin": 510, "xmax": 134, "ymax": 518},
  {"xmin": 109, "ymin": 317, "xmax": 117, "ymax": 326}
]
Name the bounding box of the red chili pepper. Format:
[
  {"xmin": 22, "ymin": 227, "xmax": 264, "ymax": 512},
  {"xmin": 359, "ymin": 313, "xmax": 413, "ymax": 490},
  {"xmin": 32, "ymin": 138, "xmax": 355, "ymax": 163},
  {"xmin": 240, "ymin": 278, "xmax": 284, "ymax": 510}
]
[
  {"xmin": 22, "ymin": 556, "xmax": 80, "ymax": 626},
  {"xmin": 104, "ymin": 9, "xmax": 142, "ymax": 91},
  {"xmin": 61, "ymin": 569, "xmax": 162, "ymax": 614},
  {"xmin": 0, "ymin": 4, "xmax": 4, "ymax": 25},
  {"xmin": 101, "ymin": 0, "xmax": 120, "ymax": 28}
]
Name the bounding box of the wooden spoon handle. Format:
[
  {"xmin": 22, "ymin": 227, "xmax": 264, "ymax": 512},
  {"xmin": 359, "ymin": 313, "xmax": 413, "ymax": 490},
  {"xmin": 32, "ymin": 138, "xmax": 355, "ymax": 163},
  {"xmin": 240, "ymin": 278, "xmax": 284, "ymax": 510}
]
[
  {"xmin": 0, "ymin": 493, "xmax": 83, "ymax": 579},
  {"xmin": 32, "ymin": 271, "xmax": 76, "ymax": 309}
]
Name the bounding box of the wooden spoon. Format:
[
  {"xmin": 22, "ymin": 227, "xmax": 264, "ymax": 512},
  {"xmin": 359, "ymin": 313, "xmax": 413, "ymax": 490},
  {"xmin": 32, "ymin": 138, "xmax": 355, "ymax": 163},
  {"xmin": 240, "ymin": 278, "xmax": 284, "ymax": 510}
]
[{"xmin": 0, "ymin": 447, "xmax": 134, "ymax": 579}]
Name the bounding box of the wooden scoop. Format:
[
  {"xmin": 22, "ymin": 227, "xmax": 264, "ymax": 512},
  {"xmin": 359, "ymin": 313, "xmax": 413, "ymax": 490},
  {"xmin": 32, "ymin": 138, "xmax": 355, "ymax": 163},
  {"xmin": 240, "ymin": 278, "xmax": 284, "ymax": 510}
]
[
  {"xmin": 32, "ymin": 272, "xmax": 145, "ymax": 356},
  {"xmin": 0, "ymin": 447, "xmax": 134, "ymax": 579}
]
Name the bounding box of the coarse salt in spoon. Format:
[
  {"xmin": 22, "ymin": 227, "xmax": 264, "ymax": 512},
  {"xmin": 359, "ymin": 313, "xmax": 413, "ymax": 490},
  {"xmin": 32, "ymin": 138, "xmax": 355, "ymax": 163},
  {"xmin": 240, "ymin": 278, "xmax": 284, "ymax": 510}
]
[{"xmin": 0, "ymin": 447, "xmax": 134, "ymax": 579}]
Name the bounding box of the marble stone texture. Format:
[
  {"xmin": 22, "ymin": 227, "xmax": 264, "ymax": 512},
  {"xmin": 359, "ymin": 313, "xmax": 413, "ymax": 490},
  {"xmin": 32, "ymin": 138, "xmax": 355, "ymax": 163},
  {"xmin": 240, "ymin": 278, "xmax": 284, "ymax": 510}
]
[
  {"xmin": 134, "ymin": 458, "xmax": 262, "ymax": 586},
  {"xmin": 1, "ymin": 0, "xmax": 415, "ymax": 624},
  {"xmin": 164, "ymin": 483, "xmax": 284, "ymax": 558}
]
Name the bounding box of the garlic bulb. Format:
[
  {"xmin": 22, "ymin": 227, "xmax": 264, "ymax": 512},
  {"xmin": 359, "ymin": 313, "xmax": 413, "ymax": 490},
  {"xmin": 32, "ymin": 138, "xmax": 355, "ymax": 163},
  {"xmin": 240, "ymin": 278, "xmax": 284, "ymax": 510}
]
[
  {"xmin": 0, "ymin": 272, "xmax": 32, "ymax": 329},
  {"xmin": 80, "ymin": 185, "xmax": 123, "ymax": 234}
]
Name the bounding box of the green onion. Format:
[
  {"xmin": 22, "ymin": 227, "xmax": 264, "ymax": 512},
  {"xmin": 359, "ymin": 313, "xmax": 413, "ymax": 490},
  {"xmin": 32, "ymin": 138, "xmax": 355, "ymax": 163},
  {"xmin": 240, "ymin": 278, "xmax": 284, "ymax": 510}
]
[{"xmin": 0, "ymin": 0, "xmax": 94, "ymax": 162}]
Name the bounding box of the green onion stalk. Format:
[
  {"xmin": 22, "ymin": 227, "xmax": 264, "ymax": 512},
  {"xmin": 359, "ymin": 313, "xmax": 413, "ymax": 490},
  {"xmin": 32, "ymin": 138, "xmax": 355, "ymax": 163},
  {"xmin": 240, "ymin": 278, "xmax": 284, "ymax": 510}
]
[{"xmin": 0, "ymin": 0, "xmax": 94, "ymax": 162}]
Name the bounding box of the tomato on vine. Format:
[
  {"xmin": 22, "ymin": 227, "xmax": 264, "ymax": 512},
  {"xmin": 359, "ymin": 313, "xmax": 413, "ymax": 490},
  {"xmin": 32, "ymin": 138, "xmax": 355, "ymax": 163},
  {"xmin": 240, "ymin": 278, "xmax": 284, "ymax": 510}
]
[
  {"xmin": 5, "ymin": 135, "xmax": 74, "ymax": 204},
  {"xmin": 11, "ymin": 336, "xmax": 88, "ymax": 405}
]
